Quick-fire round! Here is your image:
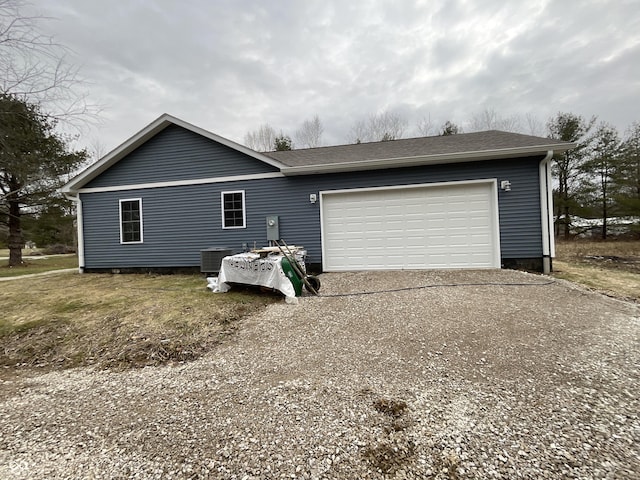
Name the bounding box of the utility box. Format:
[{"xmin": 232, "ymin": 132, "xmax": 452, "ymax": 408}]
[
  {"xmin": 266, "ymin": 215, "xmax": 279, "ymax": 241},
  {"xmin": 200, "ymin": 247, "xmax": 232, "ymax": 274}
]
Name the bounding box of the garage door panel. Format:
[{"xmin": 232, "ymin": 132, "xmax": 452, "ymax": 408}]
[
  {"xmin": 405, "ymin": 205, "xmax": 425, "ymax": 215},
  {"xmin": 322, "ymin": 181, "xmax": 499, "ymax": 271},
  {"xmin": 425, "ymin": 205, "xmax": 445, "ymax": 214}
]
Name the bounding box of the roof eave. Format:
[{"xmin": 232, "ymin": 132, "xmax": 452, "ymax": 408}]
[
  {"xmin": 60, "ymin": 114, "xmax": 286, "ymax": 193},
  {"xmin": 280, "ymin": 143, "xmax": 577, "ymax": 176}
]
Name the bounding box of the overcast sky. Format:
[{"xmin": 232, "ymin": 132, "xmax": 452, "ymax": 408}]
[{"xmin": 33, "ymin": 0, "xmax": 640, "ymax": 155}]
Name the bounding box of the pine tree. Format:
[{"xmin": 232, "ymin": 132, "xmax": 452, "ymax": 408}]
[
  {"xmin": 0, "ymin": 93, "xmax": 86, "ymax": 265},
  {"xmin": 547, "ymin": 112, "xmax": 596, "ymax": 238},
  {"xmin": 578, "ymin": 123, "xmax": 621, "ymax": 239},
  {"xmin": 614, "ymin": 122, "xmax": 640, "ymax": 235},
  {"xmin": 440, "ymin": 121, "xmax": 461, "ymax": 136},
  {"xmin": 274, "ymin": 134, "xmax": 292, "ymax": 151}
]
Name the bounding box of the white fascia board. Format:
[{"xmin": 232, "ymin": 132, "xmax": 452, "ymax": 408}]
[
  {"xmin": 281, "ymin": 143, "xmax": 577, "ymax": 176},
  {"xmin": 77, "ymin": 172, "xmax": 284, "ymax": 194},
  {"xmin": 60, "ymin": 113, "xmax": 286, "ymax": 193}
]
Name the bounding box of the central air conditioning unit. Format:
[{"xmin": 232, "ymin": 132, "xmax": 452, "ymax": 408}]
[{"xmin": 200, "ymin": 247, "xmax": 232, "ymax": 274}]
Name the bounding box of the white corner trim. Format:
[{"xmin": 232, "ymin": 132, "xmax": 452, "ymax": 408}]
[
  {"xmin": 538, "ymin": 150, "xmax": 555, "ymax": 260},
  {"xmin": 547, "ymin": 157, "xmax": 556, "ymax": 259},
  {"xmin": 64, "ymin": 193, "xmax": 84, "ymax": 272},
  {"xmin": 78, "ymin": 172, "xmax": 284, "ymax": 194},
  {"xmin": 489, "ymin": 178, "xmax": 502, "ymax": 268}
]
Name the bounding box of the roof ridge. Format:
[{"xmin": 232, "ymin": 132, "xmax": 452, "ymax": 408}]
[{"xmin": 269, "ymin": 129, "xmax": 558, "ymax": 156}]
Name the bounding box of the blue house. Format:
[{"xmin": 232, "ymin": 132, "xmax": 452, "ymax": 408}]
[{"xmin": 61, "ymin": 114, "xmax": 574, "ymax": 274}]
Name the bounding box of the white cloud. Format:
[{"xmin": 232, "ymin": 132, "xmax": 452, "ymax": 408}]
[{"xmin": 28, "ymin": 0, "xmax": 640, "ymax": 151}]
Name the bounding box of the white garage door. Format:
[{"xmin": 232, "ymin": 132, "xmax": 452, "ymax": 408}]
[{"xmin": 321, "ymin": 180, "xmax": 500, "ymax": 271}]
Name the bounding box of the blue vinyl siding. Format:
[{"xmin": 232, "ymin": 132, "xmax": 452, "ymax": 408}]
[
  {"xmin": 80, "ymin": 157, "xmax": 543, "ymax": 269},
  {"xmin": 85, "ymin": 125, "xmax": 278, "ymax": 188}
]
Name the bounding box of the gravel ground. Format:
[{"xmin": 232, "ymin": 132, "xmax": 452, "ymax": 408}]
[{"xmin": 1, "ymin": 269, "xmax": 638, "ymax": 479}]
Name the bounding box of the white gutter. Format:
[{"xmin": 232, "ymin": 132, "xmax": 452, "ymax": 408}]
[
  {"xmin": 63, "ymin": 192, "xmax": 85, "ymax": 273},
  {"xmin": 539, "ymin": 150, "xmax": 554, "ymax": 274}
]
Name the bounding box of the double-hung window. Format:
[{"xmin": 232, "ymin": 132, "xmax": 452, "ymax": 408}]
[
  {"xmin": 221, "ymin": 191, "xmax": 245, "ymax": 229},
  {"xmin": 119, "ymin": 198, "xmax": 143, "ymax": 243}
]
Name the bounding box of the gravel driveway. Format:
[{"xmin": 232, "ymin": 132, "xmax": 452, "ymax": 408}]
[{"xmin": 1, "ymin": 269, "xmax": 638, "ymax": 479}]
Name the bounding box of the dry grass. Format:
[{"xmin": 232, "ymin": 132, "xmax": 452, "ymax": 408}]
[
  {"xmin": 3, "ymin": 240, "xmax": 636, "ymax": 373},
  {"xmin": 0, "ymin": 272, "xmax": 278, "ymax": 372},
  {"xmin": 555, "ymin": 239, "xmax": 640, "ymax": 259},
  {"xmin": 0, "ymin": 254, "xmax": 78, "ymax": 277},
  {"xmin": 363, "ymin": 396, "xmax": 416, "ymax": 474},
  {"xmin": 553, "ymin": 239, "xmax": 640, "ymax": 302},
  {"xmin": 373, "ymin": 398, "xmax": 408, "ymax": 419}
]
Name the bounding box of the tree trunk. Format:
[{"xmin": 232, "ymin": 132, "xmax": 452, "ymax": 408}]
[
  {"xmin": 559, "ymin": 170, "xmax": 571, "ymax": 239},
  {"xmin": 7, "ymin": 187, "xmax": 24, "ymax": 267},
  {"xmin": 602, "ymin": 169, "xmax": 608, "ymax": 240},
  {"xmin": 602, "ymin": 184, "xmax": 608, "ymax": 240},
  {"xmin": 554, "ymin": 199, "xmax": 560, "ymax": 237},
  {"xmin": 563, "ymin": 202, "xmax": 571, "ymax": 239},
  {"xmin": 636, "ymin": 159, "xmax": 640, "ymax": 200}
]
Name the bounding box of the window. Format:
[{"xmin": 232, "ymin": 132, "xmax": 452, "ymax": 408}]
[
  {"xmin": 119, "ymin": 198, "xmax": 143, "ymax": 243},
  {"xmin": 222, "ymin": 191, "xmax": 245, "ymax": 229}
]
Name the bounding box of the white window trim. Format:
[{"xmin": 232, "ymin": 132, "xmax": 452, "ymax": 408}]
[
  {"xmin": 119, "ymin": 198, "xmax": 144, "ymax": 244},
  {"xmin": 221, "ymin": 190, "xmax": 246, "ymax": 229}
]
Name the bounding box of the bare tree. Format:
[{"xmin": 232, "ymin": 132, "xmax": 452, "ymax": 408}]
[
  {"xmin": 521, "ymin": 113, "xmax": 544, "ymax": 136},
  {"xmin": 1, "ymin": 1, "xmax": 95, "ymax": 264},
  {"xmin": 244, "ymin": 124, "xmax": 278, "ymax": 152},
  {"xmin": 416, "ymin": 115, "xmax": 435, "ymax": 136},
  {"xmin": 0, "ymin": 0, "xmax": 94, "ymax": 126},
  {"xmin": 347, "ymin": 118, "xmax": 368, "ymax": 144},
  {"xmin": 468, "ymin": 107, "xmax": 522, "ymax": 133},
  {"xmin": 468, "ymin": 107, "xmax": 499, "ymax": 131},
  {"xmin": 88, "ymin": 137, "xmax": 107, "ymax": 161},
  {"xmin": 294, "ymin": 114, "xmax": 323, "ymax": 149},
  {"xmin": 347, "ymin": 110, "xmax": 408, "ymax": 143}
]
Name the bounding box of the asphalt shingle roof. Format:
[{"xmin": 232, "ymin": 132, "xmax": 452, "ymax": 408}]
[{"xmin": 264, "ymin": 130, "xmax": 572, "ymax": 168}]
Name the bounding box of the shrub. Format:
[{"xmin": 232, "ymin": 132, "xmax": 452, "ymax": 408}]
[{"xmin": 42, "ymin": 244, "xmax": 76, "ymax": 255}]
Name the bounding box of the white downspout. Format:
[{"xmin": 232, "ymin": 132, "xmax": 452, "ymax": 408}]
[
  {"xmin": 64, "ymin": 192, "xmax": 85, "ymax": 273},
  {"xmin": 539, "ymin": 150, "xmax": 554, "ymax": 274}
]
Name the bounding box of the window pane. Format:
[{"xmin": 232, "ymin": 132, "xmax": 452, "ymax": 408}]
[
  {"xmin": 222, "ymin": 192, "xmax": 244, "ymax": 228},
  {"xmin": 121, "ymin": 200, "xmax": 142, "ymax": 242}
]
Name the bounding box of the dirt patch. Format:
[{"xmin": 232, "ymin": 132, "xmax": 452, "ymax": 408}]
[{"xmin": 363, "ymin": 395, "xmax": 416, "ymax": 474}]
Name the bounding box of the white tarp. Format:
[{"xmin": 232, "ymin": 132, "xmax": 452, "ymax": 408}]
[{"xmin": 208, "ymin": 252, "xmax": 305, "ymax": 299}]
